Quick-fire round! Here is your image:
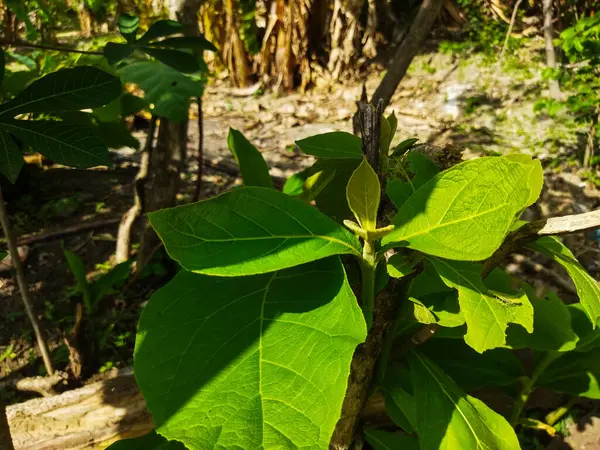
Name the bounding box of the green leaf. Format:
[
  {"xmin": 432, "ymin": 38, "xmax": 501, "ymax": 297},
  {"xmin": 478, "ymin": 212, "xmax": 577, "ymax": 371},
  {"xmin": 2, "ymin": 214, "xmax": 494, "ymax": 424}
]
[
  {"xmin": 118, "ymin": 61, "xmax": 203, "ymax": 122},
  {"xmin": 106, "ymin": 431, "xmax": 185, "ymax": 449},
  {"xmin": 149, "ymin": 186, "xmax": 361, "ymax": 276},
  {"xmin": 382, "ymin": 156, "xmax": 543, "ymax": 261},
  {"xmin": 420, "ymin": 338, "xmax": 524, "ymax": 391},
  {"xmin": 120, "ymin": 93, "xmax": 147, "ymax": 117},
  {"xmin": 90, "ymin": 260, "xmax": 133, "ymax": 304},
  {"xmin": 387, "ymin": 112, "xmax": 398, "ymax": 147},
  {"xmin": 295, "ymin": 131, "xmax": 362, "ymax": 159},
  {"xmin": 103, "ymin": 42, "xmax": 134, "ymax": 65},
  {"xmin": 382, "ymin": 364, "xmax": 417, "ymax": 433},
  {"xmin": 140, "ymin": 46, "xmax": 200, "ymax": 73},
  {"xmin": 569, "ymin": 304, "xmax": 600, "ymax": 352},
  {"xmin": 63, "ymin": 248, "xmax": 92, "ymax": 313},
  {"xmin": 2, "ymin": 120, "xmax": 111, "ymax": 168},
  {"xmin": 135, "ymin": 257, "xmax": 366, "ymax": 449},
  {"xmin": 0, "ymin": 127, "xmax": 23, "ymax": 183},
  {"xmin": 410, "ymin": 351, "xmax": 521, "ymax": 450},
  {"xmin": 346, "ymin": 158, "xmax": 380, "ymax": 231},
  {"xmin": 391, "ymin": 138, "xmax": 418, "ymax": 157},
  {"xmin": 0, "ymin": 67, "xmax": 121, "ymax": 118},
  {"xmin": 118, "ymin": 14, "xmax": 139, "ymax": 42},
  {"xmin": 430, "ymin": 258, "xmax": 533, "ymax": 353},
  {"xmin": 147, "ymin": 36, "xmax": 217, "ymax": 52},
  {"xmin": 386, "ymin": 151, "xmax": 440, "ymax": 209},
  {"xmin": 302, "ymin": 168, "xmax": 337, "ymax": 202},
  {"xmin": 0, "ymin": 48, "xmax": 5, "ymax": 88},
  {"xmin": 529, "ymin": 236, "xmax": 600, "ymax": 327},
  {"xmin": 363, "ymin": 428, "xmax": 419, "ymax": 450},
  {"xmin": 137, "ymin": 20, "xmax": 184, "ymax": 44},
  {"xmin": 538, "ymin": 349, "xmax": 600, "ymax": 399},
  {"xmin": 227, "ymin": 128, "xmax": 272, "ymax": 188},
  {"xmin": 504, "ymin": 154, "xmax": 544, "ymax": 210},
  {"xmin": 506, "ymin": 290, "xmax": 579, "ymax": 352},
  {"xmin": 387, "ymin": 254, "xmax": 415, "ymax": 279},
  {"xmin": 380, "ymin": 116, "xmax": 392, "ymax": 154},
  {"xmin": 97, "ymin": 120, "xmax": 140, "ymax": 151}
]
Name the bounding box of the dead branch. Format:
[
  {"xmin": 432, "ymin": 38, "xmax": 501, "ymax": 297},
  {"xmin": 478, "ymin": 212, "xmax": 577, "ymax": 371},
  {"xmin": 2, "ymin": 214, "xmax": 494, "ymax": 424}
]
[
  {"xmin": 498, "ymin": 0, "xmax": 524, "ymax": 65},
  {"xmin": 483, "ymin": 208, "xmax": 600, "ymax": 276},
  {"xmin": 16, "ymin": 218, "xmax": 121, "ymax": 247}
]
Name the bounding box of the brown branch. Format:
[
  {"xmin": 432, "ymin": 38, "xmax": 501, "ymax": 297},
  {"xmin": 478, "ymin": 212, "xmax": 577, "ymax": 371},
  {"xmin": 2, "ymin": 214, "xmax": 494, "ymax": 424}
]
[
  {"xmin": 115, "ymin": 117, "xmax": 157, "ymax": 263},
  {"xmin": 193, "ymin": 97, "xmax": 204, "ymax": 202},
  {"xmin": 498, "ymin": 0, "xmax": 524, "ymax": 65},
  {"xmin": 330, "ymin": 279, "xmax": 400, "ymax": 450},
  {"xmin": 0, "ymin": 185, "xmax": 54, "ymax": 375},
  {"xmin": 16, "ymin": 217, "xmax": 121, "ymax": 247},
  {"xmin": 0, "ymin": 40, "xmax": 103, "ymax": 55},
  {"xmin": 483, "ymin": 208, "xmax": 600, "ymax": 277}
]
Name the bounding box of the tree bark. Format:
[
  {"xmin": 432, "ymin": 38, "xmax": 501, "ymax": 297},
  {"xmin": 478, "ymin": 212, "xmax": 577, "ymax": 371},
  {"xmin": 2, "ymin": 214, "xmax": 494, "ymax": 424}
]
[
  {"xmin": 369, "ymin": 0, "xmax": 444, "ymax": 110},
  {"xmin": 543, "ymin": 0, "xmax": 561, "ymax": 99},
  {"xmin": 136, "ymin": 119, "xmax": 187, "ymax": 269},
  {"xmin": 115, "ymin": 118, "xmax": 157, "ymax": 263}
]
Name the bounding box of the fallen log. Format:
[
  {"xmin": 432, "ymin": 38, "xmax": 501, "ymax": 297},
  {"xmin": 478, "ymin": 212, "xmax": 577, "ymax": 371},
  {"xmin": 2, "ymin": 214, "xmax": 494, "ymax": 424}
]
[{"xmin": 6, "ymin": 368, "xmax": 153, "ymax": 450}]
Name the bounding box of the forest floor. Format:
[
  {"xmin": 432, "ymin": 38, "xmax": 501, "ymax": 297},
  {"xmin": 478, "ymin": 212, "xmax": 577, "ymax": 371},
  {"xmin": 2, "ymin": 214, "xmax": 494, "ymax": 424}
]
[{"xmin": 1, "ymin": 37, "xmax": 600, "ymax": 449}]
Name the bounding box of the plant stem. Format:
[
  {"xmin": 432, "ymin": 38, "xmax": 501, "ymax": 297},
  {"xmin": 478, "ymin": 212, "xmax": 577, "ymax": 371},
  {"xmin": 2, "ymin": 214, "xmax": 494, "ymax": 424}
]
[
  {"xmin": 361, "ymin": 239, "xmax": 377, "ymax": 329},
  {"xmin": 1, "ymin": 40, "xmax": 103, "ymax": 55},
  {"xmin": 545, "ymin": 397, "xmax": 577, "ymax": 426},
  {"xmin": 0, "ymin": 185, "xmax": 54, "ymax": 375},
  {"xmin": 510, "ymin": 352, "xmax": 560, "ymax": 426}
]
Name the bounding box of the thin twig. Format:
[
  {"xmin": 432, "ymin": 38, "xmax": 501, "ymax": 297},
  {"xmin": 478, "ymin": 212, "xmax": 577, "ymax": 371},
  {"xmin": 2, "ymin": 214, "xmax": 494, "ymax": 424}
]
[
  {"xmin": 498, "ymin": 0, "xmax": 524, "ymax": 65},
  {"xmin": 0, "ymin": 185, "xmax": 54, "ymax": 375},
  {"xmin": 0, "ymin": 40, "xmax": 103, "ymax": 56},
  {"xmin": 15, "ymin": 217, "xmax": 121, "ymax": 247},
  {"xmin": 193, "ymin": 97, "xmax": 204, "ymax": 202}
]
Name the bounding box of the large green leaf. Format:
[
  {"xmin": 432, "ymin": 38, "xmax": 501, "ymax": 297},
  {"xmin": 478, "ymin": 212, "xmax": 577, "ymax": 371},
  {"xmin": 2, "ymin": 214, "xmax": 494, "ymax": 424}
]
[
  {"xmin": 506, "ymin": 290, "xmax": 579, "ymax": 352},
  {"xmin": 0, "ymin": 67, "xmax": 121, "ymax": 118},
  {"xmin": 137, "ymin": 20, "xmax": 184, "ymax": 44},
  {"xmin": 0, "ymin": 127, "xmax": 23, "ymax": 183},
  {"xmin": 420, "ymin": 338, "xmax": 524, "ymax": 391},
  {"xmin": 149, "ymin": 186, "xmax": 361, "ymax": 276},
  {"xmin": 135, "ymin": 257, "xmax": 366, "ymax": 449},
  {"xmin": 410, "ymin": 351, "xmax": 521, "ymax": 450},
  {"xmin": 147, "ymin": 36, "xmax": 217, "ymax": 53},
  {"xmin": 103, "ymin": 42, "xmax": 134, "ymax": 65},
  {"xmin": 295, "ymin": 132, "xmax": 362, "ymax": 159},
  {"xmin": 529, "ymin": 236, "xmax": 600, "ymax": 327},
  {"xmin": 430, "ymin": 258, "xmax": 533, "ymax": 353},
  {"xmin": 118, "ymin": 61, "xmax": 203, "ymax": 122},
  {"xmin": 382, "ymin": 156, "xmax": 543, "ymax": 261},
  {"xmin": 140, "ymin": 47, "xmax": 201, "ymax": 73},
  {"xmin": 386, "ymin": 151, "xmax": 439, "ymax": 209},
  {"xmin": 538, "ymin": 349, "xmax": 600, "ymax": 399},
  {"xmin": 2, "ymin": 120, "xmax": 111, "ymax": 168},
  {"xmin": 346, "ymin": 158, "xmax": 380, "ymax": 231},
  {"xmin": 107, "ymin": 431, "xmax": 185, "ymax": 449},
  {"xmin": 363, "ymin": 428, "xmax": 419, "ymax": 450},
  {"xmin": 311, "ymin": 158, "xmax": 361, "ymax": 222},
  {"xmin": 228, "ymin": 128, "xmax": 272, "ymax": 188},
  {"xmin": 381, "ymin": 364, "xmax": 417, "ymax": 433}
]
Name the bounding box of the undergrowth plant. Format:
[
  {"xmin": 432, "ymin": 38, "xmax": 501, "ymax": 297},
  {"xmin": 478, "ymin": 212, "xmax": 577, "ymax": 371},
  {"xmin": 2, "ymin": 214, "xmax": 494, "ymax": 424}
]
[{"xmin": 107, "ymin": 109, "xmax": 600, "ymax": 449}]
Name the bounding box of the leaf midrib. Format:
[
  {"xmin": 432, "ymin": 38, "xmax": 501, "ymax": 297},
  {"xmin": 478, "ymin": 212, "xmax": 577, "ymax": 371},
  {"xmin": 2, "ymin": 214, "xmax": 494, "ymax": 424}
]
[
  {"xmin": 415, "ymin": 352, "xmax": 491, "ymax": 450},
  {"xmin": 0, "ymin": 71, "xmax": 113, "ymax": 117},
  {"xmin": 1, "ymin": 121, "xmax": 107, "ymax": 163}
]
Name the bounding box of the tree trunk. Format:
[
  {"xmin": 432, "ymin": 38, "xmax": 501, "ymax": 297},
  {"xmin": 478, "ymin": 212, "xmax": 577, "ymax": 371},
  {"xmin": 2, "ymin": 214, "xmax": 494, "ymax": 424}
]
[
  {"xmin": 135, "ymin": 0, "xmax": 202, "ymax": 270},
  {"xmin": 136, "ymin": 119, "xmax": 187, "ymax": 269},
  {"xmin": 583, "ymin": 111, "xmax": 599, "ymax": 170},
  {"xmin": 543, "ymin": 0, "xmax": 561, "ymax": 100},
  {"xmin": 3, "ymin": 8, "xmax": 15, "ymax": 42},
  {"xmin": 115, "ymin": 118, "xmax": 157, "ymax": 263},
  {"xmin": 369, "ymin": 0, "xmax": 444, "ymax": 110}
]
